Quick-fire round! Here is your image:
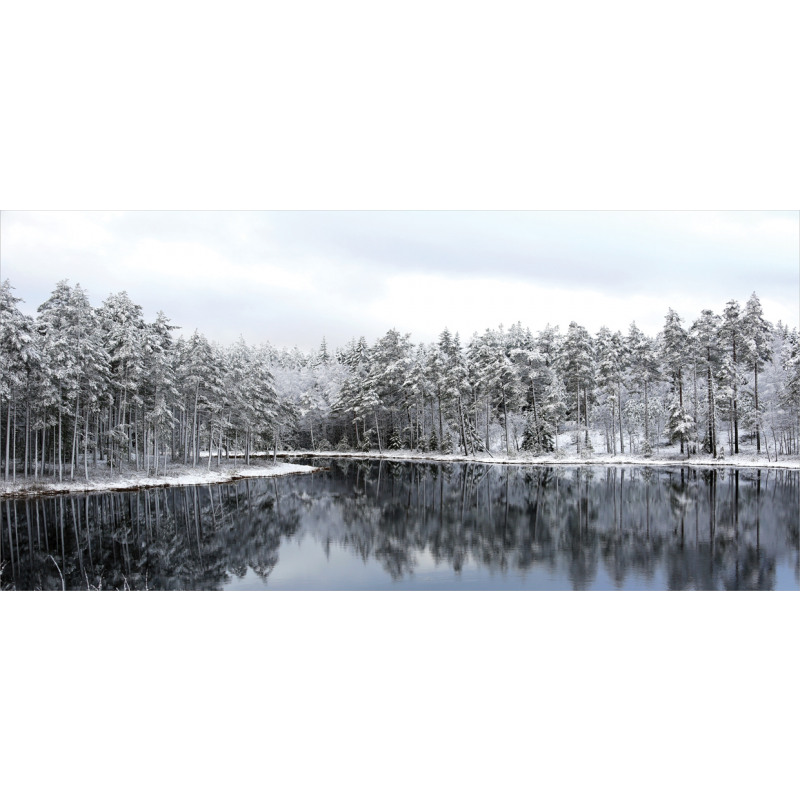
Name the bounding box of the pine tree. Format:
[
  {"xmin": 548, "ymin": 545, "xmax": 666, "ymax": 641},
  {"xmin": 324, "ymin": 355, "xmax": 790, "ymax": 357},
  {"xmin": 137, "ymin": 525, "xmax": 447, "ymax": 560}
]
[
  {"xmin": 780, "ymin": 329, "xmax": 800, "ymax": 450},
  {"xmin": 660, "ymin": 308, "xmax": 690, "ymax": 454},
  {"xmin": 595, "ymin": 326, "xmax": 625, "ymax": 455},
  {"xmin": 558, "ymin": 322, "xmax": 595, "ymax": 455},
  {"xmin": 627, "ymin": 322, "xmax": 660, "ymax": 456},
  {"xmin": 0, "ymin": 281, "xmax": 42, "ymax": 480},
  {"xmin": 401, "ymin": 343, "xmax": 431, "ymax": 451},
  {"xmin": 666, "ymin": 393, "xmax": 694, "ymax": 451},
  {"xmin": 690, "ymin": 310, "xmax": 722, "ymax": 457},
  {"xmin": 37, "ymin": 281, "xmax": 110, "ymax": 480},
  {"xmin": 141, "ymin": 311, "xmax": 178, "ymax": 474},
  {"xmin": 720, "ymin": 299, "xmax": 746, "ymax": 453},
  {"xmin": 742, "ymin": 292, "xmax": 773, "ymax": 453},
  {"xmin": 318, "ymin": 337, "xmax": 330, "ymax": 364},
  {"xmin": 434, "ymin": 329, "xmax": 471, "ymax": 456},
  {"xmin": 388, "ymin": 427, "xmax": 402, "ymax": 449}
]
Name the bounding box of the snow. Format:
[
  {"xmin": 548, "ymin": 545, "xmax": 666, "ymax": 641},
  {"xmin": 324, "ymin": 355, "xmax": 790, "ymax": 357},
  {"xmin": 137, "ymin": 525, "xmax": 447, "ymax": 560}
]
[
  {"xmin": 272, "ymin": 447, "xmax": 800, "ymax": 471},
  {"xmin": 3, "ymin": 442, "xmax": 797, "ymax": 499},
  {"xmin": 0, "ymin": 461, "xmax": 318, "ymax": 498}
]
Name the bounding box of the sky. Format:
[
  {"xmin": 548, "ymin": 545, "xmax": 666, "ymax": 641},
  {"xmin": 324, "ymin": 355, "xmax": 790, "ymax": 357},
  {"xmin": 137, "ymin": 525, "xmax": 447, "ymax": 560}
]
[{"xmin": 1, "ymin": 210, "xmax": 798, "ymax": 351}]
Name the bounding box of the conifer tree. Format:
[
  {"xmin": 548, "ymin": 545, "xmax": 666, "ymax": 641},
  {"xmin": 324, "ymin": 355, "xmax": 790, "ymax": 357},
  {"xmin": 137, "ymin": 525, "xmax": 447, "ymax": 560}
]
[
  {"xmin": 559, "ymin": 322, "xmax": 595, "ymax": 454},
  {"xmin": 595, "ymin": 326, "xmax": 623, "ymax": 454},
  {"xmin": 0, "ymin": 281, "xmax": 42, "ymax": 480},
  {"xmin": 627, "ymin": 322, "xmax": 660, "ymax": 456},
  {"xmin": 720, "ymin": 299, "xmax": 746, "ymax": 453},
  {"xmin": 660, "ymin": 309, "xmax": 690, "ymax": 454},
  {"xmin": 691, "ymin": 310, "xmax": 722, "ymax": 457},
  {"xmin": 742, "ymin": 292, "xmax": 773, "ymax": 453}
]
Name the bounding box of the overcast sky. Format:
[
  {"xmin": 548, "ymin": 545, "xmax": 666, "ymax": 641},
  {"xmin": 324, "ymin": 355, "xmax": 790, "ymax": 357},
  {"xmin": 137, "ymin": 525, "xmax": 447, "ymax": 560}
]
[{"xmin": 2, "ymin": 210, "xmax": 797, "ymax": 350}]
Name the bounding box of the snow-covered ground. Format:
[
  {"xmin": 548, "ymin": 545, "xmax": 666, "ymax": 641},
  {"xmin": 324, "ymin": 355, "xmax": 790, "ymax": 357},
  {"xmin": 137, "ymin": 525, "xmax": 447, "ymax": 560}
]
[
  {"xmin": 4, "ymin": 440, "xmax": 795, "ymax": 498},
  {"xmin": 0, "ymin": 461, "xmax": 318, "ymax": 498},
  {"xmin": 276, "ymin": 446, "xmax": 800, "ymax": 471}
]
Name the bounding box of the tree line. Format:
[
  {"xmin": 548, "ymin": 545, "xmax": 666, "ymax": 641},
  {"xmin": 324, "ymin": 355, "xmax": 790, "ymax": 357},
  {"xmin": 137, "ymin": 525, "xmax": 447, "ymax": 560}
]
[{"xmin": 1, "ymin": 279, "xmax": 799, "ymax": 482}]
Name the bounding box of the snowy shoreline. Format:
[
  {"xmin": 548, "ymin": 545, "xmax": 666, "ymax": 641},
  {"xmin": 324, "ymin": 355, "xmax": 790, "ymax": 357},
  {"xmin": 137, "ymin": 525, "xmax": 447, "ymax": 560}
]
[
  {"xmin": 278, "ymin": 449, "xmax": 800, "ymax": 471},
  {"xmin": 2, "ymin": 448, "xmax": 797, "ymax": 498},
  {"xmin": 0, "ymin": 462, "xmax": 319, "ymax": 499}
]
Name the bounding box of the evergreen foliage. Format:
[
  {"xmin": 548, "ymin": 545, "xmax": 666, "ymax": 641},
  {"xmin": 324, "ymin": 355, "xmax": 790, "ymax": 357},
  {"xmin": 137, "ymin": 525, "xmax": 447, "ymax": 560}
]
[
  {"xmin": 388, "ymin": 428, "xmax": 402, "ymax": 449},
  {"xmin": 2, "ymin": 281, "xmax": 799, "ymax": 485}
]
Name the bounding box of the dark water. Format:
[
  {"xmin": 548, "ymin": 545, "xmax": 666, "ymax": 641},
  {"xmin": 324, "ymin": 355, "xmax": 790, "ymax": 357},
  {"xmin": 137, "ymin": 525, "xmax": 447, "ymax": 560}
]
[{"xmin": 1, "ymin": 459, "xmax": 798, "ymax": 590}]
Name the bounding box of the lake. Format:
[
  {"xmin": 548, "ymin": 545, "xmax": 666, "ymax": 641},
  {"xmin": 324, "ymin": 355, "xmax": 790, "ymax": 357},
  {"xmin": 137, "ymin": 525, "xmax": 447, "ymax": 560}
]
[{"xmin": 1, "ymin": 458, "xmax": 798, "ymax": 590}]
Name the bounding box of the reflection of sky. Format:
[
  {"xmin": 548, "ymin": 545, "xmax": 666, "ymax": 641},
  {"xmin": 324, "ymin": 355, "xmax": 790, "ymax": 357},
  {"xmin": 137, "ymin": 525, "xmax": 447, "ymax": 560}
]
[
  {"xmin": 225, "ymin": 541, "xmax": 795, "ymax": 591},
  {"xmin": 219, "ymin": 462, "xmax": 800, "ymax": 591},
  {"xmin": 4, "ymin": 211, "xmax": 797, "ymax": 350}
]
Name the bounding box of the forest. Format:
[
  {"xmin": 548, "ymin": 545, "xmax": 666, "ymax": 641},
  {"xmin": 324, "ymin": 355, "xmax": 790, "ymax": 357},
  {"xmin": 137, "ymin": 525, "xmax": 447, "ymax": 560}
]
[{"xmin": 1, "ymin": 278, "xmax": 799, "ymax": 484}]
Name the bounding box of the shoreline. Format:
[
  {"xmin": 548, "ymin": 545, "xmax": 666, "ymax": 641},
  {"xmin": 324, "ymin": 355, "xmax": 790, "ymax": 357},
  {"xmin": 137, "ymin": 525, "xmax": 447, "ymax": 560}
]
[
  {"xmin": 2, "ymin": 448, "xmax": 797, "ymax": 498},
  {"xmin": 0, "ymin": 462, "xmax": 319, "ymax": 499},
  {"xmin": 284, "ymin": 449, "xmax": 800, "ymax": 471}
]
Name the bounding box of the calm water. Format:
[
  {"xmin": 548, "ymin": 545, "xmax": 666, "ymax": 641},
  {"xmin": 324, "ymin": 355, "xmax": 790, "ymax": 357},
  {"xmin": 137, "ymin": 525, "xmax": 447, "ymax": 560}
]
[{"xmin": 1, "ymin": 459, "xmax": 798, "ymax": 590}]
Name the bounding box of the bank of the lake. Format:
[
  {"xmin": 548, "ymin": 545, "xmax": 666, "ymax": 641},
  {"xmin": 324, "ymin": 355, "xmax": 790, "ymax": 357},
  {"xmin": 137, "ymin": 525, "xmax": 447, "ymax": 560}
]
[
  {"xmin": 2, "ymin": 446, "xmax": 798, "ymax": 498},
  {"xmin": 276, "ymin": 448, "xmax": 800, "ymax": 471},
  {"xmin": 0, "ymin": 461, "xmax": 318, "ymax": 498}
]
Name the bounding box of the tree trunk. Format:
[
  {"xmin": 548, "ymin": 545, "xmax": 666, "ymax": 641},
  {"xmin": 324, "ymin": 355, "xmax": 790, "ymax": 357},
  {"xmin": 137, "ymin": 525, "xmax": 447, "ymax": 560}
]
[
  {"xmin": 437, "ymin": 390, "xmax": 444, "ymax": 445},
  {"xmin": 183, "ymin": 407, "xmax": 189, "ymax": 464},
  {"xmin": 611, "ymin": 407, "xmax": 618, "ymax": 456},
  {"xmin": 155, "ymin": 417, "xmax": 161, "ymax": 477},
  {"xmin": 473, "ymin": 390, "xmax": 478, "ymax": 449},
  {"xmin": 707, "ymin": 361, "xmax": 716, "ymax": 458},
  {"xmin": 458, "ymin": 395, "xmax": 469, "ymax": 456},
  {"xmin": 693, "ymin": 361, "xmax": 699, "ymax": 454},
  {"xmin": 419, "ymin": 394, "xmax": 425, "ymax": 446},
  {"xmin": 134, "ymin": 405, "xmax": 139, "ymax": 470},
  {"xmin": 732, "ymin": 340, "xmax": 739, "ymax": 453},
  {"xmin": 485, "ymin": 395, "xmax": 490, "ymax": 451},
  {"xmin": 120, "ymin": 381, "xmax": 128, "ymax": 466},
  {"xmin": 207, "ymin": 416, "xmax": 214, "ymax": 470},
  {"xmin": 583, "ymin": 386, "xmax": 590, "ymax": 446},
  {"xmin": 617, "ymin": 381, "xmax": 624, "ymax": 454},
  {"xmin": 502, "ymin": 388, "xmax": 510, "ymax": 457},
  {"xmin": 4, "ymin": 396, "xmax": 11, "ymax": 482},
  {"xmin": 24, "ymin": 398, "xmax": 30, "ymax": 478},
  {"xmin": 192, "ymin": 383, "xmax": 200, "ymax": 467},
  {"xmin": 374, "ymin": 409, "xmax": 382, "ymax": 453},
  {"xmin": 58, "ymin": 397, "xmax": 63, "ymax": 481},
  {"xmin": 754, "ymin": 364, "xmax": 760, "ymax": 453},
  {"xmin": 530, "ymin": 380, "xmax": 542, "ymax": 451},
  {"xmin": 84, "ymin": 411, "xmax": 89, "ymax": 481}
]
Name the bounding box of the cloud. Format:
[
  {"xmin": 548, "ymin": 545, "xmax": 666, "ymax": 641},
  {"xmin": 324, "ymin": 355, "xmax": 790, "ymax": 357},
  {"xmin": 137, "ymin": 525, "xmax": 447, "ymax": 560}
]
[{"xmin": 2, "ymin": 210, "xmax": 796, "ymax": 349}]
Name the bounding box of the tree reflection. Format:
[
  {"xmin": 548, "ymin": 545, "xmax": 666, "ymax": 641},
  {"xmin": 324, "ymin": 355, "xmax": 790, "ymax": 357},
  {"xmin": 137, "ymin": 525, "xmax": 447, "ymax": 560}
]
[{"xmin": 1, "ymin": 460, "xmax": 798, "ymax": 590}]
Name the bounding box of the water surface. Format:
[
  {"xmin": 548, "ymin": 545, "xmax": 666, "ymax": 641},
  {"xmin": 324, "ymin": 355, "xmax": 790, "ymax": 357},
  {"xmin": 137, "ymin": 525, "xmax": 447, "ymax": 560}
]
[{"xmin": 2, "ymin": 459, "xmax": 798, "ymax": 590}]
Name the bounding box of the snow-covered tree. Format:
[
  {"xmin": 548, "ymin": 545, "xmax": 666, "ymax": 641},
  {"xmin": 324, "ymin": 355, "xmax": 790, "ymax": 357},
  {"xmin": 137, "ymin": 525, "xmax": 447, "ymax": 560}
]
[
  {"xmin": 626, "ymin": 322, "xmax": 661, "ymax": 456},
  {"xmin": 690, "ymin": 310, "xmax": 722, "ymax": 457},
  {"xmin": 660, "ymin": 308, "xmax": 690, "ymax": 454},
  {"xmin": 559, "ymin": 322, "xmax": 595, "ymax": 454},
  {"xmin": 742, "ymin": 292, "xmax": 773, "ymax": 453}
]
